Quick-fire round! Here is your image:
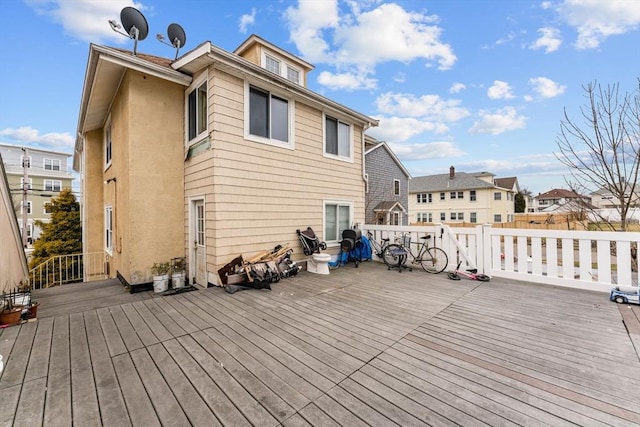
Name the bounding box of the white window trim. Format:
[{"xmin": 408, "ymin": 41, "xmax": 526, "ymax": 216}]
[
  {"xmin": 260, "ymin": 49, "xmax": 302, "ymax": 84},
  {"xmin": 322, "ymin": 112, "xmax": 354, "ymax": 163},
  {"xmin": 185, "ymin": 72, "xmax": 209, "ymax": 146},
  {"xmin": 104, "ymin": 114, "xmax": 112, "ymax": 170},
  {"xmin": 105, "ymin": 205, "xmax": 113, "ymax": 255},
  {"xmin": 21, "ymin": 178, "xmax": 32, "ymax": 190},
  {"xmin": 20, "ymin": 155, "xmax": 32, "ymax": 168},
  {"xmin": 44, "ymin": 158, "xmax": 61, "ymax": 171},
  {"xmin": 323, "ymin": 199, "xmax": 354, "ymax": 245},
  {"xmin": 244, "ymin": 81, "xmax": 295, "ymax": 150},
  {"xmin": 264, "ymin": 54, "xmax": 281, "ymax": 75},
  {"xmin": 44, "ymin": 180, "xmax": 62, "ymax": 192}
]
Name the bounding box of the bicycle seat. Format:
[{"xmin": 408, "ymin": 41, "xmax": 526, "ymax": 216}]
[
  {"xmin": 382, "ymin": 238, "xmax": 390, "ymax": 242},
  {"xmin": 466, "ymin": 268, "xmax": 478, "ymax": 273},
  {"xmin": 420, "ymin": 235, "xmax": 431, "ymax": 239}
]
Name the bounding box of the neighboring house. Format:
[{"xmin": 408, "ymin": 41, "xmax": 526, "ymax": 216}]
[
  {"xmin": 364, "ymin": 135, "xmax": 411, "ymax": 225},
  {"xmin": 0, "ymin": 143, "xmax": 73, "ymax": 243},
  {"xmin": 408, "ymin": 166, "xmax": 517, "ymax": 224},
  {"xmin": 73, "ymin": 35, "xmax": 377, "ymax": 289},
  {"xmin": 590, "ymin": 185, "xmax": 640, "ymax": 209},
  {"xmin": 0, "ymin": 154, "xmax": 29, "ymax": 292},
  {"xmin": 530, "ymin": 189, "xmax": 590, "ymax": 212}
]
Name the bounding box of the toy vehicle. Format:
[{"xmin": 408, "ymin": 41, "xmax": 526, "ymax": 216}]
[{"xmin": 609, "ymin": 286, "xmax": 640, "ymax": 305}]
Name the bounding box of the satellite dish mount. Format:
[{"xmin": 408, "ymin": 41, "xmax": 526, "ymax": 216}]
[
  {"xmin": 157, "ymin": 23, "xmax": 187, "ymax": 60},
  {"xmin": 108, "ymin": 7, "xmax": 149, "ymax": 56}
]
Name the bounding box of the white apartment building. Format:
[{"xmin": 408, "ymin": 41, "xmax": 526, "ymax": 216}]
[
  {"xmin": 0, "ymin": 143, "xmax": 74, "ymax": 243},
  {"xmin": 409, "ymin": 167, "xmax": 518, "ymax": 224}
]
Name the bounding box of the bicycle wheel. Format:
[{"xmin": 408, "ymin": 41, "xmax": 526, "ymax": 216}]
[
  {"xmin": 420, "ymin": 247, "xmax": 448, "ymax": 273},
  {"xmin": 382, "ymin": 244, "xmax": 406, "ymax": 267},
  {"xmin": 476, "ymin": 274, "xmax": 491, "ymax": 282}
]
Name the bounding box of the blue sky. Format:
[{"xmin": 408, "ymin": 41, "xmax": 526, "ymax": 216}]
[{"xmin": 0, "ymin": 0, "xmax": 638, "ymax": 195}]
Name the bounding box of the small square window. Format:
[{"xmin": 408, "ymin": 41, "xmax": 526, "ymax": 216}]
[
  {"xmin": 450, "ymin": 192, "xmax": 457, "ymax": 199},
  {"xmin": 494, "ymin": 192, "xmax": 502, "ymax": 200},
  {"xmin": 494, "ymin": 214, "xmax": 502, "ymax": 222}
]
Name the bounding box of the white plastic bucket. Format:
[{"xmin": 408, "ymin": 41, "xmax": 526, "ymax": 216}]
[{"xmin": 153, "ymin": 275, "xmax": 169, "ymax": 293}]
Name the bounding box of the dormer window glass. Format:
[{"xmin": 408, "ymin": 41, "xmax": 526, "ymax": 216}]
[
  {"xmin": 265, "ymin": 55, "xmax": 280, "ymax": 75},
  {"xmin": 286, "ymin": 66, "xmax": 299, "ymax": 84}
]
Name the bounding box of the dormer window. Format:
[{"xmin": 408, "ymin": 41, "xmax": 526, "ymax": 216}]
[
  {"xmin": 265, "ymin": 55, "xmax": 280, "ymax": 75},
  {"xmin": 286, "ymin": 66, "xmax": 299, "ymax": 84}
]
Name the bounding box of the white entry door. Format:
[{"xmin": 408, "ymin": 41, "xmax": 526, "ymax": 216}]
[{"xmin": 192, "ymin": 199, "xmax": 207, "ymax": 287}]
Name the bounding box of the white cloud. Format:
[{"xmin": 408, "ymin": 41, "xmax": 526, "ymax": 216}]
[
  {"xmin": 487, "ymin": 81, "xmax": 515, "ymax": 100},
  {"xmin": 387, "ymin": 141, "xmax": 466, "ymax": 161},
  {"xmin": 368, "ymin": 117, "xmax": 449, "ymax": 142},
  {"xmin": 0, "ymin": 126, "xmax": 75, "ymax": 150},
  {"xmin": 530, "ymin": 27, "xmax": 562, "ymax": 53},
  {"xmin": 317, "ymin": 70, "xmax": 377, "ymax": 91},
  {"xmin": 556, "ymin": 0, "xmax": 640, "ymax": 49},
  {"xmin": 25, "ymin": 0, "xmax": 144, "ymax": 43},
  {"xmin": 375, "ymin": 92, "xmax": 469, "ymax": 122},
  {"xmin": 528, "ymin": 77, "xmax": 566, "ymax": 98},
  {"xmin": 239, "ymin": 8, "xmax": 256, "ymax": 34},
  {"xmin": 285, "ymin": 1, "xmax": 456, "ymax": 90},
  {"xmin": 449, "ymin": 83, "xmax": 466, "ymax": 94},
  {"xmin": 469, "ymin": 107, "xmax": 527, "ymax": 135}
]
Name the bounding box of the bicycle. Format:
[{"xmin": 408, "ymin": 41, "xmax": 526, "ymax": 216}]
[
  {"xmin": 382, "ymin": 233, "xmax": 448, "ymax": 273},
  {"xmin": 367, "ymin": 231, "xmax": 404, "ymax": 267},
  {"xmin": 447, "ymin": 261, "xmax": 490, "ymax": 281}
]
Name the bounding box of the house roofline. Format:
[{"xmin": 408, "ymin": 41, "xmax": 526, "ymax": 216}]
[
  {"xmin": 74, "ymin": 44, "xmax": 193, "ymax": 171},
  {"xmin": 365, "ymin": 141, "xmax": 411, "ymax": 178},
  {"xmin": 174, "ymin": 41, "xmax": 378, "ymax": 127}
]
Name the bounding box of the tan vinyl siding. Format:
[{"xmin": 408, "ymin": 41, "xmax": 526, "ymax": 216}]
[{"xmin": 185, "ymin": 67, "xmax": 364, "ymax": 273}]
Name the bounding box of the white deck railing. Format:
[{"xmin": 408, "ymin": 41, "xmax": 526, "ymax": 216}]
[
  {"xmin": 29, "ymin": 252, "xmax": 108, "ymax": 290},
  {"xmin": 362, "ymin": 224, "xmax": 639, "ymax": 293}
]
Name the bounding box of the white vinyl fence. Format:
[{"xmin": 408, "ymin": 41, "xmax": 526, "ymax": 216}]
[{"xmin": 363, "ymin": 224, "xmax": 639, "ymax": 293}]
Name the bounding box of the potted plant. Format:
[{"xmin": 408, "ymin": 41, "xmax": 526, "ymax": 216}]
[
  {"xmin": 171, "ymin": 257, "xmax": 186, "ymax": 289},
  {"xmin": 0, "ymin": 294, "xmax": 22, "ymax": 326},
  {"xmin": 151, "ymin": 262, "xmax": 170, "ymax": 293}
]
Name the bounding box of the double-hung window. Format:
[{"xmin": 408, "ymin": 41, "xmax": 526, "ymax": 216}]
[
  {"xmin": 470, "ymin": 190, "xmax": 476, "ymax": 201},
  {"xmin": 248, "ymin": 85, "xmax": 291, "ymax": 146},
  {"xmin": 24, "ymin": 201, "xmax": 32, "ymax": 215},
  {"xmin": 105, "ymin": 205, "xmax": 113, "ymax": 254},
  {"xmin": 286, "ymin": 66, "xmax": 300, "ymax": 84},
  {"xmin": 187, "ymin": 79, "xmax": 208, "ymax": 142},
  {"xmin": 21, "ymin": 178, "xmax": 32, "ymax": 190},
  {"xmin": 324, "ymin": 115, "xmax": 351, "ymax": 160},
  {"xmin": 324, "ymin": 201, "xmax": 352, "ymax": 243},
  {"xmin": 265, "ymin": 55, "xmax": 280, "ymax": 75},
  {"xmin": 44, "ymin": 158, "xmax": 61, "ymax": 171},
  {"xmin": 45, "ymin": 180, "xmax": 62, "ymax": 192},
  {"xmin": 470, "ymin": 212, "xmax": 477, "ymax": 223}
]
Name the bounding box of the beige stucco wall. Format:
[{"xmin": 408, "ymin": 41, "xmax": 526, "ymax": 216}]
[
  {"xmin": 83, "ymin": 71, "xmax": 185, "ymax": 286},
  {"xmin": 185, "ymin": 67, "xmax": 365, "ymax": 280}
]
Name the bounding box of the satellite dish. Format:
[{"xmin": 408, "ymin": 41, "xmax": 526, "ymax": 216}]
[
  {"xmin": 157, "ymin": 23, "xmax": 187, "ymax": 60},
  {"xmin": 109, "ymin": 7, "xmax": 148, "ymax": 55}
]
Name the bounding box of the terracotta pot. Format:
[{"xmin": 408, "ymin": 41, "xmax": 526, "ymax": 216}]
[
  {"xmin": 0, "ymin": 308, "xmax": 23, "ymax": 326},
  {"xmin": 28, "ymin": 303, "xmax": 39, "ymax": 319}
]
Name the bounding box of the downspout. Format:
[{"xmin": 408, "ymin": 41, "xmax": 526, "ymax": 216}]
[{"xmin": 361, "ymin": 122, "xmax": 372, "ymax": 229}]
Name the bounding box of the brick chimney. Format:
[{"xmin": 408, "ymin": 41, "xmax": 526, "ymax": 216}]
[{"xmin": 449, "ymin": 166, "xmax": 455, "ymax": 179}]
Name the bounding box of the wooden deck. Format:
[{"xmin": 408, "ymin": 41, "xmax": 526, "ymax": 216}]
[{"xmin": 1, "ymin": 262, "xmax": 639, "ymax": 426}]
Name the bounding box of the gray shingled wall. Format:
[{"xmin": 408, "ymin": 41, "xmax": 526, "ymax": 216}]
[{"xmin": 365, "ymin": 146, "xmax": 409, "ymax": 225}]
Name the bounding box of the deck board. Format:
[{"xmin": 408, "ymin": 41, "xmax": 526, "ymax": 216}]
[{"xmin": 3, "ymin": 262, "xmax": 637, "ymax": 426}]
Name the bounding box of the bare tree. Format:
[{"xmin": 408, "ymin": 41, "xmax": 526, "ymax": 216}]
[{"xmin": 555, "ymin": 81, "xmax": 640, "ymax": 231}]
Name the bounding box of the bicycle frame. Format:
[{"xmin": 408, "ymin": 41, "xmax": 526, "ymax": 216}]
[
  {"xmin": 383, "ymin": 233, "xmax": 448, "ymax": 274},
  {"xmin": 447, "ymin": 261, "xmax": 490, "ymax": 281},
  {"xmin": 367, "ymin": 231, "xmax": 391, "ymax": 258}
]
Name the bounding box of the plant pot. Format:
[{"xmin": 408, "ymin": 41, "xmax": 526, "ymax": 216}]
[
  {"xmin": 0, "ymin": 308, "xmax": 23, "ymax": 326},
  {"xmin": 28, "ymin": 303, "xmax": 39, "ymax": 319},
  {"xmin": 153, "ymin": 274, "xmax": 169, "ymax": 293},
  {"xmin": 171, "ymin": 271, "xmax": 186, "ymax": 289}
]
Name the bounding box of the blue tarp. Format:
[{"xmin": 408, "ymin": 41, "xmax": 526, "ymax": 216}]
[{"xmin": 329, "ymin": 234, "xmax": 373, "ymax": 267}]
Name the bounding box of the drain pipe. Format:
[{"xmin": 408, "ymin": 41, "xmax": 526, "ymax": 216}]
[{"xmin": 360, "ymin": 122, "xmax": 373, "ymax": 229}]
